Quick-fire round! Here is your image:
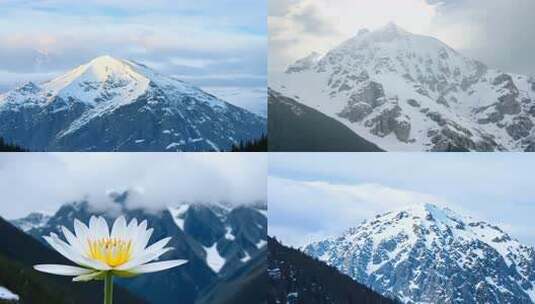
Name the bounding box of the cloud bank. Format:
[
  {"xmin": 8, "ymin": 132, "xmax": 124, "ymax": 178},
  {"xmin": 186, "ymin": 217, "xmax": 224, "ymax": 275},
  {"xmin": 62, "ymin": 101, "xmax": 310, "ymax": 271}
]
[
  {"xmin": 269, "ymin": 0, "xmax": 535, "ymax": 76},
  {"xmin": 268, "ymin": 177, "xmax": 444, "ymax": 247},
  {"xmin": 0, "ymin": 153, "xmax": 267, "ymax": 219},
  {"xmin": 0, "ymin": 0, "xmax": 267, "ymax": 109},
  {"xmin": 269, "ymin": 153, "xmax": 535, "ymax": 248}
]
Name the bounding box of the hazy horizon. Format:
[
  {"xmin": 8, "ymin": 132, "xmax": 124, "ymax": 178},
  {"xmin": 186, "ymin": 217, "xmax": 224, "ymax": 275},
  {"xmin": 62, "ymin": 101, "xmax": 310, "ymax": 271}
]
[
  {"xmin": 0, "ymin": 153, "xmax": 267, "ymax": 219},
  {"xmin": 269, "ymin": 153, "xmax": 535, "ymax": 248}
]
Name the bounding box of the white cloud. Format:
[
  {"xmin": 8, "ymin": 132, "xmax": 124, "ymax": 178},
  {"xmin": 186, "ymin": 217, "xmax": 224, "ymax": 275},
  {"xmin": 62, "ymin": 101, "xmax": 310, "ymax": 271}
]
[
  {"xmin": 0, "ymin": 0, "xmax": 267, "ymax": 90},
  {"xmin": 0, "ymin": 153, "xmax": 267, "ymax": 219},
  {"xmin": 269, "ymin": 0, "xmax": 437, "ymax": 74},
  {"xmin": 268, "ymin": 176, "xmax": 446, "ymax": 247},
  {"xmin": 268, "ymin": 153, "xmax": 535, "ymax": 248},
  {"xmin": 269, "ymin": 0, "xmax": 535, "ymax": 76}
]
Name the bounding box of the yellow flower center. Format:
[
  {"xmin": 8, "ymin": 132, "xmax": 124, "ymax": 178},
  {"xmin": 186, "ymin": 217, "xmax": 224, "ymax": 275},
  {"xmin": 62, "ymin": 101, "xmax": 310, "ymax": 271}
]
[{"xmin": 87, "ymin": 238, "xmax": 133, "ymax": 267}]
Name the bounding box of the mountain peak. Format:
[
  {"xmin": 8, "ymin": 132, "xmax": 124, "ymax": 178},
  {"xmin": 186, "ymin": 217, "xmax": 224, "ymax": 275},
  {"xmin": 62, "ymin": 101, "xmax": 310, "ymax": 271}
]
[
  {"xmin": 304, "ymin": 204, "xmax": 535, "ymax": 304},
  {"xmin": 89, "ymin": 54, "xmax": 123, "ymax": 65},
  {"xmin": 380, "ymin": 22, "xmax": 405, "ymax": 32},
  {"xmin": 356, "ymin": 28, "xmax": 370, "ymax": 36},
  {"xmin": 367, "ymin": 22, "xmax": 409, "ymax": 40},
  {"xmin": 342, "ymin": 22, "xmax": 412, "ymax": 47},
  {"xmin": 80, "ymin": 55, "xmax": 142, "ymax": 81},
  {"xmin": 390, "ymin": 202, "xmax": 466, "ymax": 227}
]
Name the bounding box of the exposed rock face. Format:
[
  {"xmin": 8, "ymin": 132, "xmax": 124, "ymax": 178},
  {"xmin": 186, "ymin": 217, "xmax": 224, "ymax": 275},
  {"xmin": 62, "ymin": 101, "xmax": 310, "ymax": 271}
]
[
  {"xmin": 339, "ymin": 81, "xmax": 385, "ymax": 122},
  {"xmin": 272, "ymin": 23, "xmax": 535, "ymax": 151},
  {"xmin": 407, "ymin": 99, "xmax": 420, "ymax": 107},
  {"xmin": 285, "ymin": 52, "xmax": 323, "ymax": 74},
  {"xmin": 304, "ymin": 204, "xmax": 535, "ymax": 304},
  {"xmin": 366, "ymin": 106, "xmax": 411, "ymax": 142},
  {"xmin": 506, "ymin": 116, "xmax": 534, "ymax": 140}
]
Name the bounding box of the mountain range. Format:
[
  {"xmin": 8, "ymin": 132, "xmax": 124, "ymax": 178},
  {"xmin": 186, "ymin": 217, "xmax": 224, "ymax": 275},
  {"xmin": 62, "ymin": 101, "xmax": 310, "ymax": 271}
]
[
  {"xmin": 303, "ymin": 203, "xmax": 535, "ymax": 303},
  {"xmin": 0, "ymin": 55, "xmax": 266, "ymax": 152},
  {"xmin": 10, "ymin": 191, "xmax": 267, "ymax": 304},
  {"xmin": 271, "ymin": 23, "xmax": 535, "ymax": 151}
]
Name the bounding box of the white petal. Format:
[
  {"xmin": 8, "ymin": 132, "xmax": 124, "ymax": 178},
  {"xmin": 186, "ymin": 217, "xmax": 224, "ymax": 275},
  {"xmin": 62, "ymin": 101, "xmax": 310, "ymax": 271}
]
[
  {"xmin": 61, "ymin": 226, "xmax": 85, "ymax": 255},
  {"xmin": 73, "ymin": 219, "xmax": 90, "ymax": 252},
  {"xmin": 43, "ymin": 235, "xmax": 85, "ymax": 266},
  {"xmin": 73, "ymin": 271, "xmax": 103, "ymax": 282},
  {"xmin": 134, "ymin": 220, "xmax": 148, "ymax": 240},
  {"xmin": 46, "ymin": 234, "xmax": 110, "ymax": 271},
  {"xmin": 98, "ymin": 216, "xmax": 110, "ymax": 239},
  {"xmin": 128, "ymin": 259, "xmax": 188, "ymax": 274},
  {"xmin": 115, "ymin": 247, "xmax": 173, "ymax": 271},
  {"xmin": 132, "ymin": 236, "xmax": 171, "ymax": 260},
  {"xmin": 133, "ymin": 228, "xmax": 153, "ymax": 256},
  {"xmin": 146, "ymin": 237, "xmax": 172, "ymax": 253},
  {"xmin": 111, "ymin": 216, "xmax": 127, "ymax": 240},
  {"xmin": 89, "ymin": 216, "xmax": 100, "ymax": 240},
  {"xmin": 127, "ymin": 218, "xmax": 138, "ymax": 237},
  {"xmin": 34, "ymin": 264, "xmax": 93, "ymax": 276}
]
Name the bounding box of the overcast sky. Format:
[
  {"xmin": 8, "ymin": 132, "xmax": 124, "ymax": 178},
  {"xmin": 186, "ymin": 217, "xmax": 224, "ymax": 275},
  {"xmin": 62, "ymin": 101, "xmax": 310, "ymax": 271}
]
[
  {"xmin": 269, "ymin": 153, "xmax": 535, "ymax": 248},
  {"xmin": 0, "ymin": 0, "xmax": 267, "ymax": 114},
  {"xmin": 0, "ymin": 153, "xmax": 267, "ymax": 219},
  {"xmin": 269, "ymin": 0, "xmax": 535, "ymax": 76}
]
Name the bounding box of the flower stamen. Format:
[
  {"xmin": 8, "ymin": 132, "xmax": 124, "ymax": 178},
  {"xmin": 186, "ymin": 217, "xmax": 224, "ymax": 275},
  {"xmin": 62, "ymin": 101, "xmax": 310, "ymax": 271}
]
[{"xmin": 87, "ymin": 238, "xmax": 133, "ymax": 267}]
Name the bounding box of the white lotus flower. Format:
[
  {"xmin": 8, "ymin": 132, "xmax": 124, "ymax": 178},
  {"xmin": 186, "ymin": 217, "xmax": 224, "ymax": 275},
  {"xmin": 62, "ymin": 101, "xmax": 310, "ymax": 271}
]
[{"xmin": 34, "ymin": 216, "xmax": 187, "ymax": 282}]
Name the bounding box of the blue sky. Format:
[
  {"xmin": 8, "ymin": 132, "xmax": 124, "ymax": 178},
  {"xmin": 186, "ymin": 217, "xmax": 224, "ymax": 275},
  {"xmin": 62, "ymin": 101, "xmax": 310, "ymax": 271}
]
[
  {"xmin": 269, "ymin": 153, "xmax": 535, "ymax": 248},
  {"xmin": 0, "ymin": 0, "xmax": 267, "ymax": 114}
]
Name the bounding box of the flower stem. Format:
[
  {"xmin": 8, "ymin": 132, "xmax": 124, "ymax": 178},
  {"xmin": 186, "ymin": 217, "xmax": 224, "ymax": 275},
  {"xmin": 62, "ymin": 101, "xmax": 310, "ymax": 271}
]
[{"xmin": 104, "ymin": 271, "xmax": 113, "ymax": 304}]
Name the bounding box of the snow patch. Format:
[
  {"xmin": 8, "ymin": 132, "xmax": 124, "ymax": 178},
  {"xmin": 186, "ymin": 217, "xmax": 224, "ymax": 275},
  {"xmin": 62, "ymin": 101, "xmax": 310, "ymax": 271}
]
[
  {"xmin": 168, "ymin": 205, "xmax": 190, "ymax": 230},
  {"xmin": 204, "ymin": 243, "xmax": 226, "ymax": 273},
  {"xmin": 0, "ymin": 286, "xmax": 19, "ymax": 301},
  {"xmin": 256, "ymin": 239, "xmax": 267, "ymax": 249},
  {"xmin": 225, "ymin": 226, "xmax": 235, "ymax": 241}
]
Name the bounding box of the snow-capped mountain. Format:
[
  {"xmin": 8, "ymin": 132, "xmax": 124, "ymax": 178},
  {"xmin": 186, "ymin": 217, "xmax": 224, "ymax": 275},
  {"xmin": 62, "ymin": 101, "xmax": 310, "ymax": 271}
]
[
  {"xmin": 0, "ymin": 55, "xmax": 266, "ymax": 151},
  {"xmin": 303, "ymin": 203, "xmax": 535, "ymax": 304},
  {"xmin": 11, "ymin": 192, "xmax": 267, "ymax": 304},
  {"xmin": 10, "ymin": 212, "xmax": 51, "ymax": 232},
  {"xmin": 271, "ymin": 23, "xmax": 535, "ymax": 151}
]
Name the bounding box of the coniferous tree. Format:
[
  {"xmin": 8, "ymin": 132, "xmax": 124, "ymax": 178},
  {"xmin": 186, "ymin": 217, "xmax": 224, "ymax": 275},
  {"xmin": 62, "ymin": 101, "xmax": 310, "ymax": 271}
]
[
  {"xmin": 231, "ymin": 134, "xmax": 267, "ymax": 152},
  {"xmin": 0, "ymin": 137, "xmax": 27, "ymax": 152}
]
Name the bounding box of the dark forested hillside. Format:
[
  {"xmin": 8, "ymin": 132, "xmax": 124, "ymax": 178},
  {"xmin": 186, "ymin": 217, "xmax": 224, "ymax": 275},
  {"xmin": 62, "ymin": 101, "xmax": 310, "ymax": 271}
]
[
  {"xmin": 196, "ymin": 249, "xmax": 267, "ymax": 304},
  {"xmin": 0, "ymin": 217, "xmax": 146, "ymax": 304},
  {"xmin": 268, "ymin": 89, "xmax": 384, "ymax": 152},
  {"xmin": 0, "ymin": 138, "xmax": 26, "ymax": 152},
  {"xmin": 231, "ymin": 134, "xmax": 267, "ymax": 152},
  {"xmin": 268, "ymin": 237, "xmax": 397, "ymax": 304}
]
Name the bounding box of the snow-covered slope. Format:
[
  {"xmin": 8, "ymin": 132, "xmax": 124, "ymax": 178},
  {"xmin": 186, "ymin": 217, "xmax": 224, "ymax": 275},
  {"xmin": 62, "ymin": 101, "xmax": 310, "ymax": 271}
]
[
  {"xmin": 303, "ymin": 203, "xmax": 535, "ymax": 303},
  {"xmin": 10, "ymin": 212, "xmax": 51, "ymax": 232},
  {"xmin": 168, "ymin": 202, "xmax": 267, "ymax": 274},
  {"xmin": 272, "ymin": 23, "xmax": 535, "ymax": 151},
  {"xmin": 0, "ymin": 286, "xmax": 19, "ymax": 302},
  {"xmin": 0, "ymin": 55, "xmax": 266, "ymax": 151}
]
